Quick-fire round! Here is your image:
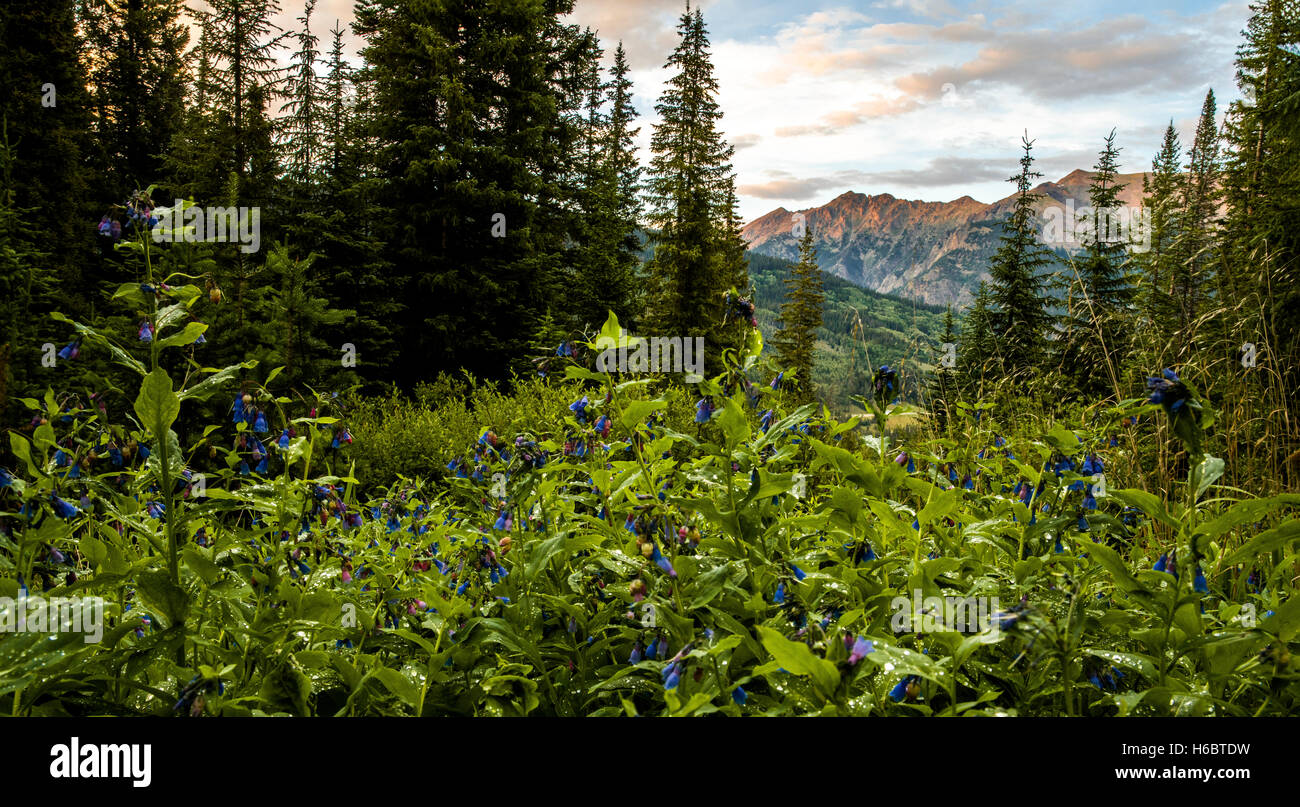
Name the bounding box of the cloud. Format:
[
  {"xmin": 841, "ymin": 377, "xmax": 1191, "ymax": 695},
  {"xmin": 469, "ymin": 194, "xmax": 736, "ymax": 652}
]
[
  {"xmin": 892, "ymin": 15, "xmax": 1222, "ymax": 104},
  {"xmin": 773, "ymin": 96, "xmax": 923, "ymax": 136},
  {"xmin": 564, "ymin": 0, "xmax": 697, "ymax": 69},
  {"xmin": 732, "ymin": 133, "xmax": 762, "ymax": 150},
  {"xmin": 739, "ymin": 155, "xmax": 1012, "ymax": 200}
]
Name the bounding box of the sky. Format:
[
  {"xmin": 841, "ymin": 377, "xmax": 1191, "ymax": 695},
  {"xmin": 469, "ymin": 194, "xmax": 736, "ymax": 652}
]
[{"xmin": 263, "ymin": 0, "xmax": 1253, "ymax": 222}]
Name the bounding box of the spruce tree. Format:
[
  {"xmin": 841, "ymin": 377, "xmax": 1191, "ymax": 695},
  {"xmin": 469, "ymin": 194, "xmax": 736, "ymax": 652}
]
[
  {"xmin": 987, "ymin": 135, "xmax": 1056, "ymax": 382},
  {"xmin": 1220, "ymin": 1, "xmax": 1300, "ymax": 411},
  {"xmin": 355, "ymin": 0, "xmax": 585, "ymax": 383},
  {"xmin": 643, "ymin": 4, "xmax": 741, "ymax": 374},
  {"xmin": 0, "ymin": 0, "xmax": 94, "ymax": 320},
  {"xmin": 80, "ymin": 0, "xmax": 189, "ymax": 201},
  {"xmin": 0, "ymin": 124, "xmax": 51, "ymax": 419},
  {"xmin": 927, "ymin": 305, "xmax": 958, "ymax": 432},
  {"xmin": 772, "ymin": 228, "xmax": 825, "ymax": 401},
  {"xmin": 169, "ymin": 0, "xmax": 286, "ymax": 208},
  {"xmin": 957, "ymin": 281, "xmax": 997, "ymax": 396},
  {"xmin": 1059, "ymin": 130, "xmax": 1135, "ymax": 398},
  {"xmin": 1139, "ymin": 122, "xmax": 1183, "ymax": 337},
  {"xmin": 1168, "ymin": 89, "xmax": 1222, "ymax": 358}
]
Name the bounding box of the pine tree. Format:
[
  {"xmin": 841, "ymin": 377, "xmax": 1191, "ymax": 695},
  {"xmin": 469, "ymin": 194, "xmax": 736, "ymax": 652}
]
[
  {"xmin": 566, "ymin": 32, "xmax": 640, "ymax": 333},
  {"xmin": 0, "ymin": 0, "xmax": 95, "ymax": 320},
  {"xmin": 169, "ymin": 0, "xmax": 286, "ymax": 209},
  {"xmin": 1139, "ymin": 122, "xmax": 1183, "ymax": 336},
  {"xmin": 354, "ymin": 0, "xmax": 586, "ymax": 383},
  {"xmin": 303, "ymin": 40, "xmax": 401, "ymax": 390},
  {"xmin": 255, "ymin": 243, "xmax": 353, "ymax": 391},
  {"xmin": 772, "ymin": 228, "xmax": 825, "ymax": 401},
  {"xmin": 1220, "ymin": 0, "xmax": 1300, "ymax": 412},
  {"xmin": 957, "ymin": 281, "xmax": 997, "ymax": 396},
  {"xmin": 0, "ymin": 123, "xmax": 51, "ymax": 419},
  {"xmin": 281, "ymin": 0, "xmax": 327, "ymax": 194},
  {"xmin": 1059, "ymin": 130, "xmax": 1135, "ymax": 398},
  {"xmin": 599, "ymin": 42, "xmax": 645, "ymax": 328},
  {"xmin": 80, "ymin": 0, "xmax": 189, "ymax": 201},
  {"xmin": 643, "ymin": 4, "xmax": 741, "ymax": 374},
  {"xmin": 987, "ymin": 135, "xmax": 1057, "ymax": 381},
  {"xmin": 927, "ymin": 305, "xmax": 958, "ymax": 431},
  {"xmin": 1168, "ymin": 89, "xmax": 1222, "ymax": 358}
]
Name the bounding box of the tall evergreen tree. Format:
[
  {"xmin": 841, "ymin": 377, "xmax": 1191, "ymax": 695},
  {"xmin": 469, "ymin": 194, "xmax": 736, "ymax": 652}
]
[
  {"xmin": 927, "ymin": 305, "xmax": 958, "ymax": 432},
  {"xmin": 1058, "ymin": 130, "xmax": 1135, "ymax": 398},
  {"xmin": 80, "ymin": 0, "xmax": 189, "ymax": 201},
  {"xmin": 169, "ymin": 0, "xmax": 286, "ymax": 209},
  {"xmin": 565, "ymin": 32, "xmax": 640, "ymax": 333},
  {"xmin": 643, "ymin": 4, "xmax": 741, "ymax": 373},
  {"xmin": 0, "ymin": 0, "xmax": 95, "ymax": 321},
  {"xmin": 987, "ymin": 135, "xmax": 1056, "ymax": 381},
  {"xmin": 0, "ymin": 124, "xmax": 51, "ymax": 419},
  {"xmin": 1139, "ymin": 122, "xmax": 1183, "ymax": 336},
  {"xmin": 354, "ymin": 0, "xmax": 586, "ymax": 383},
  {"xmin": 1220, "ymin": 1, "xmax": 1300, "ymax": 412},
  {"xmin": 1168, "ymin": 89, "xmax": 1222, "ymax": 358},
  {"xmin": 957, "ymin": 281, "xmax": 997, "ymax": 396},
  {"xmin": 772, "ymin": 228, "xmax": 825, "ymax": 401}
]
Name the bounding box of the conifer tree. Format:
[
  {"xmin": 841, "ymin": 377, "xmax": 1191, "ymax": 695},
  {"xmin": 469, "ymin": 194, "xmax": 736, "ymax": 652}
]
[
  {"xmin": 643, "ymin": 4, "xmax": 741, "ymax": 374},
  {"xmin": 80, "ymin": 0, "xmax": 189, "ymax": 200},
  {"xmin": 1139, "ymin": 122, "xmax": 1183, "ymax": 335},
  {"xmin": 986, "ymin": 135, "xmax": 1056, "ymax": 381},
  {"xmin": 0, "ymin": 124, "xmax": 51, "ymax": 419},
  {"xmin": 0, "ymin": 0, "xmax": 94, "ymax": 317},
  {"xmin": 1220, "ymin": 0, "xmax": 1300, "ymax": 409},
  {"xmin": 355, "ymin": 0, "xmax": 586, "ymax": 383},
  {"xmin": 927, "ymin": 305, "xmax": 958, "ymax": 432},
  {"xmin": 772, "ymin": 228, "xmax": 825, "ymax": 401},
  {"xmin": 1059, "ymin": 130, "xmax": 1135, "ymax": 398},
  {"xmin": 170, "ymin": 0, "xmax": 286, "ymax": 209},
  {"xmin": 1168, "ymin": 89, "xmax": 1222, "ymax": 358},
  {"xmin": 957, "ymin": 281, "xmax": 996, "ymax": 396}
]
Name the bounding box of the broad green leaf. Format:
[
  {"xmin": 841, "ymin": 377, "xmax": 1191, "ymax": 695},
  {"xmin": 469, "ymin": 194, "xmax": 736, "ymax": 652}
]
[{"xmin": 757, "ymin": 625, "xmax": 840, "ymax": 698}]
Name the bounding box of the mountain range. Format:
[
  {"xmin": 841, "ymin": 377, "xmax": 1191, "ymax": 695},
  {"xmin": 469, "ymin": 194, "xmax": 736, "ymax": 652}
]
[{"xmin": 741, "ymin": 169, "xmax": 1151, "ymax": 308}]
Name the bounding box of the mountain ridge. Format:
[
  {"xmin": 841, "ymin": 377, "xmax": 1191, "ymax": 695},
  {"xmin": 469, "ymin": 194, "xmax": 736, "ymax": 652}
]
[{"xmin": 741, "ymin": 169, "xmax": 1151, "ymax": 307}]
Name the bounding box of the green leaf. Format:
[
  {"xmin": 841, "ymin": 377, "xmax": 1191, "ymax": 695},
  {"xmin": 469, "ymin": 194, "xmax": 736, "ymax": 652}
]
[
  {"xmin": 157, "ymin": 321, "xmax": 208, "ymax": 350},
  {"xmin": 1196, "ymin": 494, "xmax": 1300, "ymax": 541},
  {"xmin": 618, "ymin": 398, "xmax": 666, "ymax": 433},
  {"xmin": 1220, "ymin": 519, "xmax": 1300, "ymax": 566},
  {"xmin": 1191, "ymin": 455, "xmax": 1225, "ymax": 500},
  {"xmin": 1083, "ymin": 648, "xmax": 1157, "ymax": 679},
  {"xmin": 372, "ymin": 667, "xmax": 421, "ymax": 708},
  {"xmin": 715, "ymin": 395, "xmax": 750, "ymax": 450},
  {"xmin": 8, "ymin": 432, "xmax": 41, "ymax": 478},
  {"xmin": 1086, "ymin": 541, "xmax": 1148, "ymax": 596},
  {"xmin": 134, "ymin": 368, "xmax": 181, "ymax": 435},
  {"xmin": 50, "ymin": 311, "xmax": 147, "ymax": 376},
  {"xmin": 179, "ymin": 360, "xmax": 257, "ymax": 402},
  {"xmin": 135, "ymin": 568, "xmax": 190, "ymax": 627},
  {"xmin": 1262, "ymin": 594, "xmax": 1300, "ymax": 642},
  {"xmin": 757, "ymin": 625, "xmax": 840, "ymax": 698},
  {"xmin": 1110, "ymin": 488, "xmax": 1180, "ymax": 531}
]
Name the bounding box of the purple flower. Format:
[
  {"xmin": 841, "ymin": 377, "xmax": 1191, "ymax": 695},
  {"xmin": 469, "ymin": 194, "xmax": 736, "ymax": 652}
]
[
  {"xmin": 847, "ymin": 635, "xmax": 875, "ymax": 665},
  {"xmin": 50, "ymin": 495, "xmax": 80, "ymax": 519}
]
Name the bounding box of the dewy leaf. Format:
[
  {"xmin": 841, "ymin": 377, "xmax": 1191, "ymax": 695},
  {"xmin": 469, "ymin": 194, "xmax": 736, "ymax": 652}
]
[
  {"xmin": 1109, "ymin": 488, "xmax": 1180, "ymax": 531},
  {"xmin": 1221, "ymin": 519, "xmax": 1300, "ymax": 566},
  {"xmin": 1086, "ymin": 541, "xmax": 1148, "ymax": 596},
  {"xmin": 1191, "ymin": 455, "xmax": 1225, "ymax": 500},
  {"xmin": 134, "ymin": 368, "xmax": 181, "ymax": 435},
  {"xmin": 179, "ymin": 360, "xmax": 257, "ymax": 402},
  {"xmin": 618, "ymin": 398, "xmax": 666, "ymax": 433},
  {"xmin": 757, "ymin": 625, "xmax": 840, "ymax": 698},
  {"xmin": 157, "ymin": 320, "xmax": 208, "ymax": 350},
  {"xmin": 50, "ymin": 311, "xmax": 147, "ymax": 376}
]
